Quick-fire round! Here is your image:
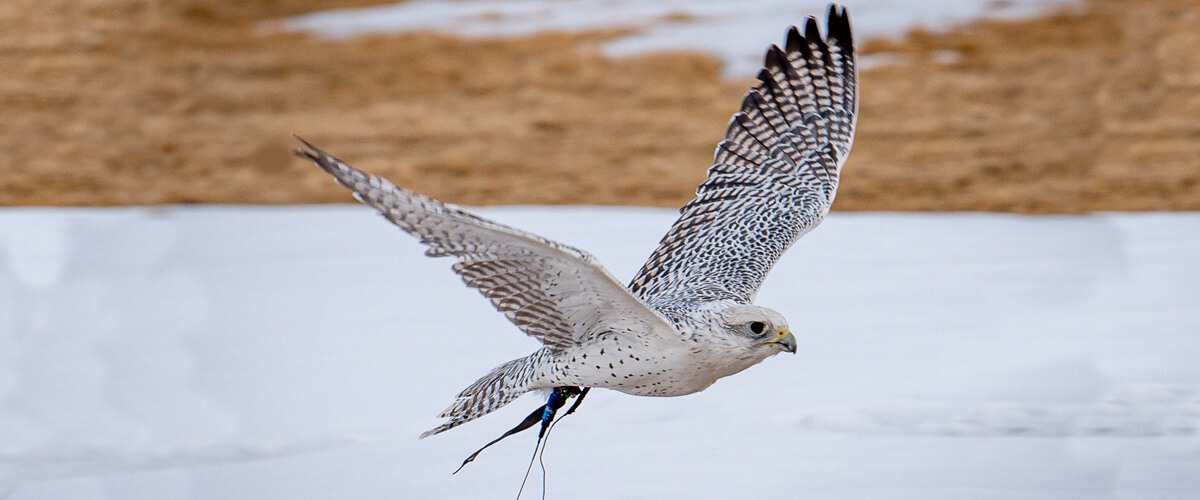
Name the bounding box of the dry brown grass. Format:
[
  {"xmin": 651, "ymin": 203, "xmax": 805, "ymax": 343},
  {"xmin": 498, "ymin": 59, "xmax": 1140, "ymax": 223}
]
[
  {"xmin": 2, "ymin": 0, "xmax": 1198, "ymax": 211},
  {"xmin": 849, "ymin": 0, "xmax": 1200, "ymax": 211}
]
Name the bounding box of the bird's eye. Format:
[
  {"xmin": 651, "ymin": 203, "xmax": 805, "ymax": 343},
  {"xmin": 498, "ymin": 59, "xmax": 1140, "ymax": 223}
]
[{"xmin": 749, "ymin": 321, "xmax": 766, "ymax": 334}]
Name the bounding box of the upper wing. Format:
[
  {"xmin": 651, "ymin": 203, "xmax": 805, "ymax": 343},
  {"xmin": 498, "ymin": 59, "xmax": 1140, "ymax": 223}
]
[
  {"xmin": 295, "ymin": 138, "xmax": 675, "ymax": 351},
  {"xmin": 628, "ymin": 6, "xmax": 856, "ymax": 311}
]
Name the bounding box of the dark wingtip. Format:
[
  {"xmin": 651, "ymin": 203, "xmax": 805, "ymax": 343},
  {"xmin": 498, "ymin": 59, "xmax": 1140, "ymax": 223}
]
[
  {"xmin": 828, "ymin": 3, "xmax": 843, "ymax": 21},
  {"xmin": 785, "ymin": 25, "xmax": 804, "ymax": 53},
  {"xmin": 290, "ymin": 134, "xmax": 345, "ymax": 178},
  {"xmin": 826, "ymin": 3, "xmax": 853, "ymax": 48},
  {"xmin": 756, "ymin": 67, "xmax": 773, "ymax": 84},
  {"xmin": 804, "ymin": 16, "xmax": 822, "ymax": 47},
  {"xmin": 762, "ymin": 44, "xmax": 786, "ymax": 72},
  {"xmin": 291, "ymin": 133, "xmax": 320, "ymax": 161}
]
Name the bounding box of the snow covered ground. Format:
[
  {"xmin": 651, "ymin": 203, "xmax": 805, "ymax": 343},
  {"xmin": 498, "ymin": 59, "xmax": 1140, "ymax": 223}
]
[
  {"xmin": 281, "ymin": 0, "xmax": 1077, "ymax": 77},
  {"xmin": 1, "ymin": 206, "xmax": 1198, "ymax": 499}
]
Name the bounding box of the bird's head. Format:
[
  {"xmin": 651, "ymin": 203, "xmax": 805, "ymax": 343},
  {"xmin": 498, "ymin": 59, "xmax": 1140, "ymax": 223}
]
[{"xmin": 717, "ymin": 304, "xmax": 796, "ymax": 355}]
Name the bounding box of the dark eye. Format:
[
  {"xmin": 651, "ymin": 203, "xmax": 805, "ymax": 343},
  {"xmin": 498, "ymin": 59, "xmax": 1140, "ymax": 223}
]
[{"xmin": 749, "ymin": 321, "xmax": 766, "ymax": 334}]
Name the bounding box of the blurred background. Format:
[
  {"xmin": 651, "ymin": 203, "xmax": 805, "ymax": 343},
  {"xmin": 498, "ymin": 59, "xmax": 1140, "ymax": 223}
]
[
  {"xmin": 4, "ymin": 1, "xmax": 1200, "ymax": 499},
  {"xmin": 3, "ymin": 0, "xmax": 1198, "ymax": 211}
]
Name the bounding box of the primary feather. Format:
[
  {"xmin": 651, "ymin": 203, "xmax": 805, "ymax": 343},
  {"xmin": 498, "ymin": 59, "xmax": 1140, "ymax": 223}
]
[{"xmin": 629, "ymin": 6, "xmax": 856, "ymax": 318}]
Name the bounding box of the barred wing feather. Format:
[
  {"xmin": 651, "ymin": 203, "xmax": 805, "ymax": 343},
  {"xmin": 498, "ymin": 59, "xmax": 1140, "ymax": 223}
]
[
  {"xmin": 295, "ymin": 138, "xmax": 674, "ymax": 351},
  {"xmin": 629, "ymin": 6, "xmax": 857, "ymax": 313}
]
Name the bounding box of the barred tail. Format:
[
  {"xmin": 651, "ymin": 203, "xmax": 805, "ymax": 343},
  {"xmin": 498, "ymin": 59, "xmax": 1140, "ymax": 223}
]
[{"xmin": 419, "ymin": 351, "xmax": 546, "ymax": 438}]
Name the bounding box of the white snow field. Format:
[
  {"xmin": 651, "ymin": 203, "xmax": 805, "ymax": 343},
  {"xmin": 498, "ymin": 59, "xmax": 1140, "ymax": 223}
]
[
  {"xmin": 281, "ymin": 0, "xmax": 1076, "ymax": 77},
  {"xmin": 1, "ymin": 206, "xmax": 1198, "ymax": 499}
]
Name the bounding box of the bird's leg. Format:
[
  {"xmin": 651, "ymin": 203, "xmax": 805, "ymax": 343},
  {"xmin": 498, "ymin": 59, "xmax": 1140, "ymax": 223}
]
[
  {"xmin": 537, "ymin": 386, "xmax": 579, "ymax": 437},
  {"xmin": 560, "ymin": 387, "xmax": 590, "ymax": 417},
  {"xmin": 453, "ymin": 386, "xmax": 587, "ymax": 474}
]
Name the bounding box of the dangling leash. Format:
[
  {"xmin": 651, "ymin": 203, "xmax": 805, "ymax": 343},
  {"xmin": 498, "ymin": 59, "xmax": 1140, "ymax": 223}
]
[{"xmin": 453, "ymin": 386, "xmax": 590, "ymax": 475}]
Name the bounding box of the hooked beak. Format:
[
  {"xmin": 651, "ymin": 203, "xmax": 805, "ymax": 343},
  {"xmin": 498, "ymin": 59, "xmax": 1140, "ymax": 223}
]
[{"xmin": 767, "ymin": 329, "xmax": 797, "ymax": 354}]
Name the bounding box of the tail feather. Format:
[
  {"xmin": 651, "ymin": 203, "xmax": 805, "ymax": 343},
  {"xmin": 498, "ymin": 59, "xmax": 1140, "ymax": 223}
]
[{"xmin": 420, "ymin": 351, "xmax": 546, "ymax": 438}]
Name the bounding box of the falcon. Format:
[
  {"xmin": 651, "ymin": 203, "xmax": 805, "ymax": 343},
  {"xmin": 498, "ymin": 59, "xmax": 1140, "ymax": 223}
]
[{"xmin": 295, "ymin": 4, "xmax": 856, "ymax": 439}]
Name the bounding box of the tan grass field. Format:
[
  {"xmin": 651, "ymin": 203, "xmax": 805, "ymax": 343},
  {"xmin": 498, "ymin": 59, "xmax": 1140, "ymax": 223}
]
[{"xmin": 2, "ymin": 0, "xmax": 1198, "ymax": 211}]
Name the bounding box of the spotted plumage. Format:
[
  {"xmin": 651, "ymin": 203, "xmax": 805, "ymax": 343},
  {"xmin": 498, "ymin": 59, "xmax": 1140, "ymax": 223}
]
[{"xmin": 295, "ymin": 4, "xmax": 856, "ymax": 438}]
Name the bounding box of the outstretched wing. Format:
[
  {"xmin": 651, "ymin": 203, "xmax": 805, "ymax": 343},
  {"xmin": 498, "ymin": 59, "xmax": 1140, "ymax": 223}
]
[
  {"xmin": 628, "ymin": 6, "xmax": 856, "ymax": 311},
  {"xmin": 295, "ymin": 138, "xmax": 674, "ymax": 351}
]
